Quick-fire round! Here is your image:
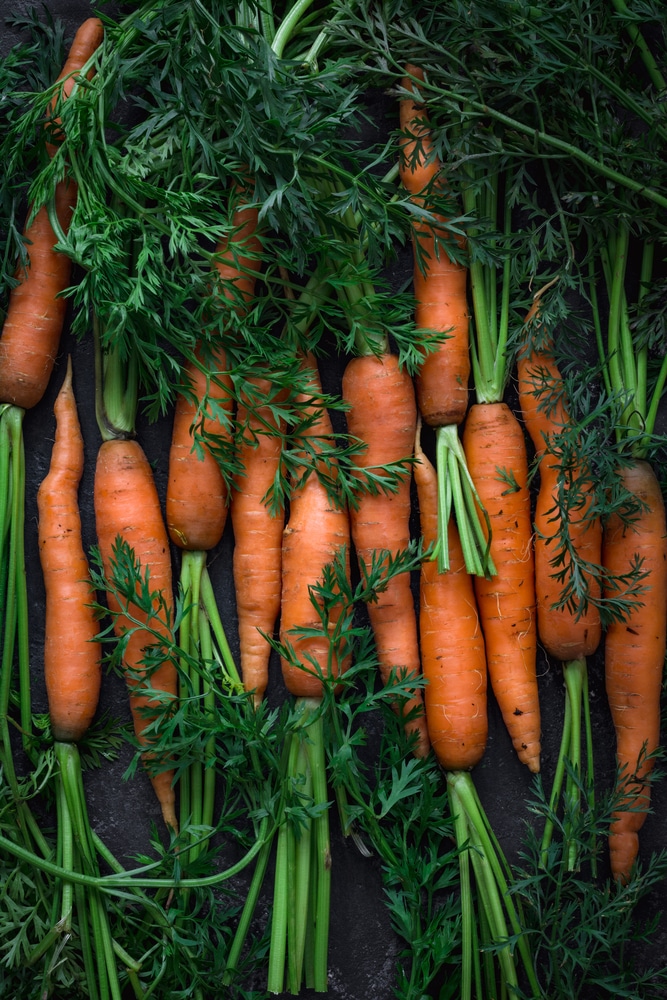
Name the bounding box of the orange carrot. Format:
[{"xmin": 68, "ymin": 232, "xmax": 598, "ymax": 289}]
[
  {"xmin": 517, "ymin": 308, "xmax": 602, "ymax": 660},
  {"xmin": 46, "ymin": 17, "xmax": 104, "ymax": 155},
  {"xmin": 37, "ymin": 358, "xmax": 100, "ymax": 743},
  {"xmin": 342, "ymin": 351, "xmax": 430, "ymax": 757},
  {"xmin": 166, "ymin": 346, "xmax": 233, "ymax": 551},
  {"xmin": 0, "ymin": 18, "xmax": 103, "ymax": 410},
  {"xmin": 399, "ymin": 64, "xmax": 470, "ymax": 429},
  {"xmin": 231, "ymin": 377, "xmax": 285, "ymax": 705},
  {"xmin": 462, "ymin": 402, "xmax": 540, "ymax": 772},
  {"xmin": 414, "ymin": 426, "xmax": 487, "ymax": 771},
  {"xmin": 280, "ymin": 355, "xmax": 351, "ymax": 698},
  {"xmin": 604, "ymin": 460, "xmax": 667, "ymax": 881},
  {"xmin": 94, "ymin": 438, "xmax": 178, "ymax": 831}
]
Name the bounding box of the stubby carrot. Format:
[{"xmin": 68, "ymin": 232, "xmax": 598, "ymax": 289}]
[
  {"xmin": 37, "ymin": 358, "xmax": 100, "ymax": 743},
  {"xmin": 343, "ymin": 351, "xmax": 430, "ymax": 756}
]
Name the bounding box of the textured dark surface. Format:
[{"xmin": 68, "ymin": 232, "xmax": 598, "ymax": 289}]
[{"xmin": 2, "ymin": 5, "xmax": 667, "ymax": 999}]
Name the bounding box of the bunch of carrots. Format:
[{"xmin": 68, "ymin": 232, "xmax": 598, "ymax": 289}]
[{"xmin": 3, "ymin": 4, "xmax": 667, "ymax": 1000}]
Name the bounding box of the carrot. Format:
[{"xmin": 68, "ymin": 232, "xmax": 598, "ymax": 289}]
[
  {"xmin": 166, "ymin": 346, "xmax": 232, "ymax": 551},
  {"xmin": 94, "ymin": 437, "xmax": 178, "ymax": 832},
  {"xmin": 399, "ymin": 65, "xmax": 470, "ymax": 430},
  {"xmin": 517, "ymin": 306, "xmax": 602, "ymax": 661},
  {"xmin": 604, "ymin": 460, "xmax": 667, "ymax": 881},
  {"xmin": 343, "ymin": 351, "xmax": 430, "ymax": 757},
  {"xmin": 279, "ymin": 354, "xmax": 351, "ymax": 698},
  {"xmin": 231, "ymin": 376, "xmax": 285, "ymax": 706},
  {"xmin": 37, "ymin": 358, "xmax": 100, "ymax": 742},
  {"xmin": 46, "ymin": 17, "xmax": 104, "ymax": 155},
  {"xmin": 462, "ymin": 403, "xmax": 540, "ymax": 772},
  {"xmin": 414, "ymin": 427, "xmax": 487, "ymax": 771},
  {"xmin": 0, "ymin": 18, "xmax": 103, "ymax": 410}
]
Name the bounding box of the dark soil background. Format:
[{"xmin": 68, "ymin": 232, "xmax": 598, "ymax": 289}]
[{"xmin": 2, "ymin": 3, "xmax": 667, "ymax": 999}]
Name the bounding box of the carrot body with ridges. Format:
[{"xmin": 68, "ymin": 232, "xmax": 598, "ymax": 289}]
[
  {"xmin": 343, "ymin": 352, "xmax": 429, "ymax": 756},
  {"xmin": 37, "ymin": 359, "xmax": 101, "ymax": 743},
  {"xmin": 94, "ymin": 438, "xmax": 178, "ymax": 831},
  {"xmin": 463, "ymin": 402, "xmax": 540, "ymax": 772}
]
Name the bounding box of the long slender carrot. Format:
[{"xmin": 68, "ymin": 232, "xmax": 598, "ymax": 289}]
[
  {"xmin": 231, "ymin": 376, "xmax": 285, "ymax": 706},
  {"xmin": 0, "ymin": 18, "xmax": 103, "ymax": 410},
  {"xmin": 604, "ymin": 459, "xmax": 667, "ymax": 881},
  {"xmin": 280, "ymin": 355, "xmax": 351, "ymax": 698},
  {"xmin": 343, "ymin": 351, "xmax": 430, "ymax": 757},
  {"xmin": 94, "ymin": 438, "xmax": 179, "ymax": 832},
  {"xmin": 37, "ymin": 358, "xmax": 100, "ymax": 743}
]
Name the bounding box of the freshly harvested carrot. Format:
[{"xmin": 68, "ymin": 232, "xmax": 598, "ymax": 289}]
[
  {"xmin": 94, "ymin": 438, "xmax": 178, "ymax": 831},
  {"xmin": 46, "ymin": 17, "xmax": 104, "ymax": 155},
  {"xmin": 343, "ymin": 351, "xmax": 430, "ymax": 757},
  {"xmin": 231, "ymin": 376, "xmax": 285, "ymax": 705},
  {"xmin": 462, "ymin": 402, "xmax": 540, "ymax": 772},
  {"xmin": 0, "ymin": 18, "xmax": 103, "ymax": 410},
  {"xmin": 517, "ymin": 313, "xmax": 602, "ymax": 660},
  {"xmin": 604, "ymin": 460, "xmax": 667, "ymax": 881},
  {"xmin": 280, "ymin": 355, "xmax": 351, "ymax": 698},
  {"xmin": 166, "ymin": 347, "xmax": 232, "ymax": 551},
  {"xmin": 414, "ymin": 426, "xmax": 487, "ymax": 771},
  {"xmin": 37, "ymin": 358, "xmax": 100, "ymax": 743},
  {"xmin": 399, "ymin": 64, "xmax": 470, "ymax": 430}
]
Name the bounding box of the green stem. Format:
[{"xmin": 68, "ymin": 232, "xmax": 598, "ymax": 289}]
[
  {"xmin": 271, "ymin": 0, "xmax": 317, "ymax": 58},
  {"xmin": 608, "ymin": 0, "xmax": 667, "ymax": 92}
]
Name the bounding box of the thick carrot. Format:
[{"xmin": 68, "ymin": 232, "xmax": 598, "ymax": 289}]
[
  {"xmin": 414, "ymin": 429, "xmax": 487, "ymax": 771},
  {"xmin": 46, "ymin": 17, "xmax": 104, "ymax": 155},
  {"xmin": 166, "ymin": 347, "xmax": 232, "ymax": 551},
  {"xmin": 604, "ymin": 460, "xmax": 667, "ymax": 882},
  {"xmin": 37, "ymin": 358, "xmax": 100, "ymax": 743},
  {"xmin": 342, "ymin": 352, "xmax": 430, "ymax": 757},
  {"xmin": 462, "ymin": 402, "xmax": 540, "ymax": 772},
  {"xmin": 94, "ymin": 438, "xmax": 178, "ymax": 831},
  {"xmin": 0, "ymin": 18, "xmax": 103, "ymax": 410},
  {"xmin": 399, "ymin": 64, "xmax": 470, "ymax": 429},
  {"xmin": 517, "ymin": 313, "xmax": 602, "ymax": 660},
  {"xmin": 280, "ymin": 356, "xmax": 351, "ymax": 698},
  {"xmin": 231, "ymin": 377, "xmax": 285, "ymax": 705}
]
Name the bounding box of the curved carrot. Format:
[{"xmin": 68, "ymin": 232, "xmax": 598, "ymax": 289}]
[
  {"xmin": 37, "ymin": 359, "xmax": 100, "ymax": 743},
  {"xmin": 414, "ymin": 429, "xmax": 487, "ymax": 771},
  {"xmin": 166, "ymin": 347, "xmax": 232, "ymax": 551},
  {"xmin": 462, "ymin": 401, "xmax": 540, "ymax": 773},
  {"xmin": 604, "ymin": 459, "xmax": 667, "ymax": 882},
  {"xmin": 0, "ymin": 18, "xmax": 104, "ymax": 410},
  {"xmin": 343, "ymin": 352, "xmax": 430, "ymax": 757},
  {"xmin": 94, "ymin": 438, "xmax": 178, "ymax": 831},
  {"xmin": 46, "ymin": 17, "xmax": 104, "ymax": 155},
  {"xmin": 280, "ymin": 356, "xmax": 351, "ymax": 698},
  {"xmin": 399, "ymin": 64, "xmax": 470, "ymax": 429},
  {"xmin": 231, "ymin": 377, "xmax": 285, "ymax": 705}
]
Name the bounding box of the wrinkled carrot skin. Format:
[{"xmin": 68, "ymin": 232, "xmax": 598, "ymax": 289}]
[
  {"xmin": 463, "ymin": 402, "xmax": 540, "ymax": 772},
  {"xmin": 0, "ymin": 18, "xmax": 103, "ymax": 410},
  {"xmin": 415, "ymin": 441, "xmax": 487, "ymax": 771},
  {"xmin": 166, "ymin": 348, "xmax": 232, "ymax": 551},
  {"xmin": 95, "ymin": 439, "xmax": 178, "ymax": 830},
  {"xmin": 604, "ymin": 460, "xmax": 667, "ymax": 883},
  {"xmin": 517, "ymin": 324, "xmax": 602, "ymax": 661},
  {"xmin": 399, "ymin": 64, "xmax": 470, "ymax": 428},
  {"xmin": 37, "ymin": 360, "xmax": 101, "ymax": 743},
  {"xmin": 343, "ymin": 353, "xmax": 430, "ymax": 757},
  {"xmin": 280, "ymin": 358, "xmax": 351, "ymax": 699},
  {"xmin": 231, "ymin": 378, "xmax": 285, "ymax": 706}
]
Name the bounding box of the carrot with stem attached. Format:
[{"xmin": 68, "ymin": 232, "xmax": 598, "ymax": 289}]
[{"xmin": 399, "ymin": 64, "xmax": 493, "ymax": 578}]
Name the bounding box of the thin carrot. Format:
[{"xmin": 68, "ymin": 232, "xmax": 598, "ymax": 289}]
[
  {"xmin": 604, "ymin": 460, "xmax": 667, "ymax": 881},
  {"xmin": 46, "ymin": 17, "xmax": 104, "ymax": 155},
  {"xmin": 343, "ymin": 351, "xmax": 430, "ymax": 757},
  {"xmin": 280, "ymin": 355, "xmax": 351, "ymax": 698},
  {"xmin": 414, "ymin": 426, "xmax": 487, "ymax": 771},
  {"xmin": 231, "ymin": 376, "xmax": 285, "ymax": 706},
  {"xmin": 0, "ymin": 18, "xmax": 103, "ymax": 411},
  {"xmin": 37, "ymin": 357, "xmax": 100, "ymax": 743},
  {"xmin": 94, "ymin": 438, "xmax": 178, "ymax": 832}
]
